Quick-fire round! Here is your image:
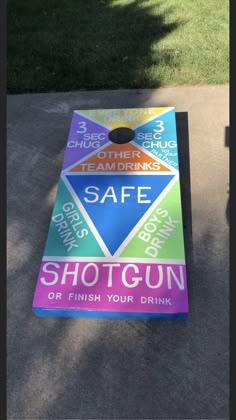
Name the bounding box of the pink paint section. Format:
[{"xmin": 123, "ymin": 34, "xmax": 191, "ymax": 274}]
[{"xmin": 33, "ymin": 261, "xmax": 188, "ymax": 314}]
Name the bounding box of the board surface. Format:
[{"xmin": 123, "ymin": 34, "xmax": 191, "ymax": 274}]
[{"xmin": 33, "ymin": 107, "xmax": 189, "ymax": 319}]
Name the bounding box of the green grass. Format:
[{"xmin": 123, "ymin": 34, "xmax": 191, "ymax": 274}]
[{"xmin": 8, "ymin": 0, "xmax": 229, "ymax": 93}]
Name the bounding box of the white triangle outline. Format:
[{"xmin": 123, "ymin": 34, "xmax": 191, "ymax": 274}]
[{"xmin": 63, "ymin": 172, "xmax": 177, "ymax": 257}]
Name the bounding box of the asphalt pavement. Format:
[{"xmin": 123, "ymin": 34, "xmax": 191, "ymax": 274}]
[{"xmin": 7, "ymin": 85, "xmax": 229, "ymax": 420}]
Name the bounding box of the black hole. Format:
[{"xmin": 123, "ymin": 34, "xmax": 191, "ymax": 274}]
[{"xmin": 108, "ymin": 127, "xmax": 135, "ymax": 144}]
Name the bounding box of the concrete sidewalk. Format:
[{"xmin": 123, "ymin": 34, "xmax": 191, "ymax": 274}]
[{"xmin": 7, "ymin": 85, "xmax": 229, "ymax": 420}]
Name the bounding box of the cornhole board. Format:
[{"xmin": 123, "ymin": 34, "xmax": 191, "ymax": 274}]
[{"xmin": 33, "ymin": 107, "xmax": 189, "ymax": 319}]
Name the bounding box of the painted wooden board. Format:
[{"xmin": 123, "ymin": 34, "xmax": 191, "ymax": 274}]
[{"xmin": 32, "ymin": 107, "xmax": 189, "ymax": 319}]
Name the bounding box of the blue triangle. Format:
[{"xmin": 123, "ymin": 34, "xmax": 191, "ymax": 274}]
[{"xmin": 66, "ymin": 174, "xmax": 174, "ymax": 255}]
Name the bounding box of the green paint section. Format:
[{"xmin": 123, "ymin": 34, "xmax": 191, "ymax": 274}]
[
  {"xmin": 121, "ymin": 180, "xmax": 185, "ymax": 259},
  {"xmin": 44, "ymin": 178, "xmax": 105, "ymax": 257}
]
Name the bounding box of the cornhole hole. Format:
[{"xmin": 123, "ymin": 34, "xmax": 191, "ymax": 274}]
[{"xmin": 33, "ymin": 107, "xmax": 189, "ymax": 319}]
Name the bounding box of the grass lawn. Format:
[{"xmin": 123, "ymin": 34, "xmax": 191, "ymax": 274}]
[{"xmin": 8, "ymin": 0, "xmax": 229, "ymax": 93}]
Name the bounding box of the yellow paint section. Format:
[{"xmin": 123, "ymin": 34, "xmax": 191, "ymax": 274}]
[{"xmin": 79, "ymin": 107, "xmax": 171, "ymax": 129}]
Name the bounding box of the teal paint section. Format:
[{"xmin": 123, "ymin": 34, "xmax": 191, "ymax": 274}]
[
  {"xmin": 44, "ymin": 178, "xmax": 105, "ymax": 257},
  {"xmin": 134, "ymin": 109, "xmax": 179, "ymax": 169}
]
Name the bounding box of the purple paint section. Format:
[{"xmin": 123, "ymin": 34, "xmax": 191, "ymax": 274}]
[
  {"xmin": 62, "ymin": 112, "xmax": 110, "ymax": 170},
  {"xmin": 33, "ymin": 261, "xmax": 188, "ymax": 314}
]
